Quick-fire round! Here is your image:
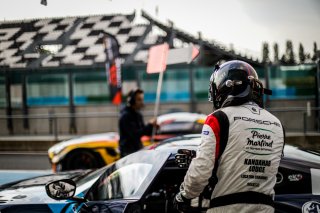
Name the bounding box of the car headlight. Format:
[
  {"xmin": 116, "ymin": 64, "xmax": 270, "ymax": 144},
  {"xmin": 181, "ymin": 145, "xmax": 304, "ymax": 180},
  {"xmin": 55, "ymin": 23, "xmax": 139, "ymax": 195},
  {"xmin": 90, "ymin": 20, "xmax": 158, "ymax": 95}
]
[{"xmin": 48, "ymin": 143, "xmax": 67, "ymax": 155}]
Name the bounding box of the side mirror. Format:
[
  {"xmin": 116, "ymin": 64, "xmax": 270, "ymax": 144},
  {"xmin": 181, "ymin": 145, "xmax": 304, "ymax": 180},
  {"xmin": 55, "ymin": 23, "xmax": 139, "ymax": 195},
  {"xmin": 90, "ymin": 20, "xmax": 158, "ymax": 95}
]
[{"xmin": 45, "ymin": 179, "xmax": 76, "ymax": 200}]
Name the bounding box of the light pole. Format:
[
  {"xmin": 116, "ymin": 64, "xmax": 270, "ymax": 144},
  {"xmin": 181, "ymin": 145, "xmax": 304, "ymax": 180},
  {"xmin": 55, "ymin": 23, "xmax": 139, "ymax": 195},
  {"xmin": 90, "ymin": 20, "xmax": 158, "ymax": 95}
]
[
  {"xmin": 317, "ymin": 50, "xmax": 320, "ymax": 132},
  {"xmin": 1, "ymin": 42, "xmax": 13, "ymax": 134}
]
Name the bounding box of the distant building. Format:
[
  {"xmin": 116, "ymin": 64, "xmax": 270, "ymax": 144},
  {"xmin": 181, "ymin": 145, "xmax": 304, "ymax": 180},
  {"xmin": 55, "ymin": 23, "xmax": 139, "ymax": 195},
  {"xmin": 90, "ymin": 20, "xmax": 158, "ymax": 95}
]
[{"xmin": 0, "ymin": 11, "xmax": 316, "ymax": 135}]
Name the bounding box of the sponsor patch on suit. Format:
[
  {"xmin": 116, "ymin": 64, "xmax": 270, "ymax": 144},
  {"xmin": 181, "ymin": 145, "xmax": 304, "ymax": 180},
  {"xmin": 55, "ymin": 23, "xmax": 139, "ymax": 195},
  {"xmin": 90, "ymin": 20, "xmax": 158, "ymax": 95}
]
[{"xmin": 202, "ymin": 131, "xmax": 209, "ymax": 135}]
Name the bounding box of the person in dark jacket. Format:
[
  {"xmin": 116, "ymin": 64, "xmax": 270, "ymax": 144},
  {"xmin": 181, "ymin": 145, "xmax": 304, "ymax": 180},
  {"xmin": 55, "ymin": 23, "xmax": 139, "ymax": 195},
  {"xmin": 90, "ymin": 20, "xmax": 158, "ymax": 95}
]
[{"xmin": 118, "ymin": 88, "xmax": 157, "ymax": 157}]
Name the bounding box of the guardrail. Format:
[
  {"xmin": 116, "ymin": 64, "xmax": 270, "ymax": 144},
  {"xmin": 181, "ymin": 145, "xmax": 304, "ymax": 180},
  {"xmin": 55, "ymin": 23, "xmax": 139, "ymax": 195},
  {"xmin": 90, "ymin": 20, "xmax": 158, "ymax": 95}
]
[
  {"xmin": 0, "ymin": 108, "xmax": 319, "ymax": 138},
  {"xmin": 268, "ymin": 106, "xmax": 319, "ymax": 133},
  {"xmin": 0, "ymin": 110, "xmax": 155, "ymax": 139}
]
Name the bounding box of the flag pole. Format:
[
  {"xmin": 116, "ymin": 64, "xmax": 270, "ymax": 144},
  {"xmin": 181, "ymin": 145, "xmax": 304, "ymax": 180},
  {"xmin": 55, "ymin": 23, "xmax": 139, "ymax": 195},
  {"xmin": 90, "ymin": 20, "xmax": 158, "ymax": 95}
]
[{"xmin": 151, "ymin": 70, "xmax": 164, "ymax": 142}]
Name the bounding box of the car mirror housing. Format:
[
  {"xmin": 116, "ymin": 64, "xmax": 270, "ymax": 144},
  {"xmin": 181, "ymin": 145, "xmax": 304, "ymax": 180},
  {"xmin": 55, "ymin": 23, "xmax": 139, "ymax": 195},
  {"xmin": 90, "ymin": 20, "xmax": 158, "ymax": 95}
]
[{"xmin": 45, "ymin": 179, "xmax": 76, "ymax": 200}]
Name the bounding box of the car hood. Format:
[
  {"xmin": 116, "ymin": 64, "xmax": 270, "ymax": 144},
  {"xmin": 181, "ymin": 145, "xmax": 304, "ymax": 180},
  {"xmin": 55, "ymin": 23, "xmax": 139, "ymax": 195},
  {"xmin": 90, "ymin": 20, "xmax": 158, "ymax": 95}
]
[
  {"xmin": 157, "ymin": 112, "xmax": 206, "ymax": 124},
  {"xmin": 0, "ymin": 185, "xmax": 63, "ymax": 205},
  {"xmin": 0, "ymin": 170, "xmax": 92, "ymax": 205},
  {"xmin": 48, "ymin": 132, "xmax": 119, "ymax": 155}
]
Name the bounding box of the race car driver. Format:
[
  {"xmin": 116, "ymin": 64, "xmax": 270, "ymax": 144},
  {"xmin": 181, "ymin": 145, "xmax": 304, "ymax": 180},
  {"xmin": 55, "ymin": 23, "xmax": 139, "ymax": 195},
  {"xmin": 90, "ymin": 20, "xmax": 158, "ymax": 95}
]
[{"xmin": 174, "ymin": 60, "xmax": 285, "ymax": 213}]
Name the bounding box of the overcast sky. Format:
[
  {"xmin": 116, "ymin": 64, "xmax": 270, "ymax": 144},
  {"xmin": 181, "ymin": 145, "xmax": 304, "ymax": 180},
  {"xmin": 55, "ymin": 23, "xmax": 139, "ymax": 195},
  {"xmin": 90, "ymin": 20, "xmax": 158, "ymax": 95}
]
[{"xmin": 1, "ymin": 0, "xmax": 319, "ymax": 60}]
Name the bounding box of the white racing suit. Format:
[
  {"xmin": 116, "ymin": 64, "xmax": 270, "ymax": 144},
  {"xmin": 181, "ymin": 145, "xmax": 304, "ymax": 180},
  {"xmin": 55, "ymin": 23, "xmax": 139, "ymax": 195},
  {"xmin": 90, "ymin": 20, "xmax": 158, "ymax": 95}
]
[{"xmin": 180, "ymin": 102, "xmax": 285, "ymax": 213}]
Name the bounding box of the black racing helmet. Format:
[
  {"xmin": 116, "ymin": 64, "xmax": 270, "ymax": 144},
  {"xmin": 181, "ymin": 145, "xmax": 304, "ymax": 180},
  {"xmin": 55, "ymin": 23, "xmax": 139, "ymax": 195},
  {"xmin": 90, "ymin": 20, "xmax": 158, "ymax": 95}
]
[{"xmin": 208, "ymin": 60, "xmax": 270, "ymax": 109}]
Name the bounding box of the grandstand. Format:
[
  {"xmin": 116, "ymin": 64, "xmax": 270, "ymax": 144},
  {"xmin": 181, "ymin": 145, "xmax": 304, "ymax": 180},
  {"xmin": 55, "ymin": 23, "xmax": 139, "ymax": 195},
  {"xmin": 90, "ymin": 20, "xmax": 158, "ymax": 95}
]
[{"xmin": 0, "ymin": 10, "xmax": 261, "ymax": 69}]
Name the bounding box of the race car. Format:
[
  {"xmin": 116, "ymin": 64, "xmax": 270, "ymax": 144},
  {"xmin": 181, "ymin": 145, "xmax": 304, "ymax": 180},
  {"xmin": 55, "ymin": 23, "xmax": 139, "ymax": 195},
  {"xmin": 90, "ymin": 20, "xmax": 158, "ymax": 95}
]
[
  {"xmin": 1, "ymin": 135, "xmax": 320, "ymax": 213},
  {"xmin": 48, "ymin": 112, "xmax": 206, "ymax": 172}
]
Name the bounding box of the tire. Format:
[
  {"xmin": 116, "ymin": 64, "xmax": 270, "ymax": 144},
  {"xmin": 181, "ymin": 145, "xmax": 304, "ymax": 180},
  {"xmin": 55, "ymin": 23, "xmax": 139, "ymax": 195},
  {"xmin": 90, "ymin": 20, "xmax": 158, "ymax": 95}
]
[{"xmin": 63, "ymin": 150, "xmax": 99, "ymax": 170}]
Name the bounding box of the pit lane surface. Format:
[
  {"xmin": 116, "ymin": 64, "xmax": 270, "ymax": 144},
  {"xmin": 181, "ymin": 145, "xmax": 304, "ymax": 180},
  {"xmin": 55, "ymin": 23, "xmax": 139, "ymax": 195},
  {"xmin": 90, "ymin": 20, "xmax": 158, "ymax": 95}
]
[
  {"xmin": 0, "ymin": 151, "xmax": 51, "ymax": 170},
  {"xmin": 0, "ymin": 152, "xmax": 52, "ymax": 185}
]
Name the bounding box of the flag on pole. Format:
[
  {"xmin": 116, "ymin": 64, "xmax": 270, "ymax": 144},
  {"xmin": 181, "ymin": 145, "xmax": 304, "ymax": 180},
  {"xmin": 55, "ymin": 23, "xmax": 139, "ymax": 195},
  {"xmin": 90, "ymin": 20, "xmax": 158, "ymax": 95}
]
[
  {"xmin": 103, "ymin": 33, "xmax": 122, "ymax": 105},
  {"xmin": 190, "ymin": 45, "xmax": 200, "ymax": 63},
  {"xmin": 146, "ymin": 43, "xmax": 169, "ymax": 142},
  {"xmin": 166, "ymin": 44, "xmax": 200, "ymax": 65},
  {"xmin": 146, "ymin": 42, "xmax": 200, "ymax": 142},
  {"xmin": 147, "ymin": 43, "xmax": 169, "ymax": 74}
]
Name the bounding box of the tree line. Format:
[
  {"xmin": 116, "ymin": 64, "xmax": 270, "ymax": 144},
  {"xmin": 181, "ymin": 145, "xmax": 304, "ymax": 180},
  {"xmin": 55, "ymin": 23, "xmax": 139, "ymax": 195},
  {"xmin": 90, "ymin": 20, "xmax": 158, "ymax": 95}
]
[{"xmin": 262, "ymin": 41, "xmax": 318, "ymax": 65}]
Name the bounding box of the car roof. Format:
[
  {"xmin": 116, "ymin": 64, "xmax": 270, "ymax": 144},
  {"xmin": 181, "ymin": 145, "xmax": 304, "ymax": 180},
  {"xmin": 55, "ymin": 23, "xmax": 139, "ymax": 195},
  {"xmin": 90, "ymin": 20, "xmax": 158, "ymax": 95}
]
[{"xmin": 151, "ymin": 134, "xmax": 200, "ymax": 150}]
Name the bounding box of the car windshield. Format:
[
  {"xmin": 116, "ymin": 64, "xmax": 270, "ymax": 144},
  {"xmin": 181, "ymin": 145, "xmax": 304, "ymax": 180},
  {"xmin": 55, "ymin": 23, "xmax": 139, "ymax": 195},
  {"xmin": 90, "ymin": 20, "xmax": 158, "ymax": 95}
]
[{"xmin": 85, "ymin": 150, "xmax": 170, "ymax": 201}]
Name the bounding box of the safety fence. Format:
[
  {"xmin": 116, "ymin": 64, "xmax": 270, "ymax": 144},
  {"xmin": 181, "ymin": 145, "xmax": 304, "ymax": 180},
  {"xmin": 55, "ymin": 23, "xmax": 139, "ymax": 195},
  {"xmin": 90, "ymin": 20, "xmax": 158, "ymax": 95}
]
[{"xmin": 1, "ymin": 107, "xmax": 320, "ymax": 138}]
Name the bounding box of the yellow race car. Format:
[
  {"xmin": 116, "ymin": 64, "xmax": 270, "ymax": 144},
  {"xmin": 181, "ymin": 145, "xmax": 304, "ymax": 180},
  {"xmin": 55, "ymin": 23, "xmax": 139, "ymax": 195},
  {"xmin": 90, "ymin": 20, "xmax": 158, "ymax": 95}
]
[{"xmin": 48, "ymin": 112, "xmax": 206, "ymax": 171}]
